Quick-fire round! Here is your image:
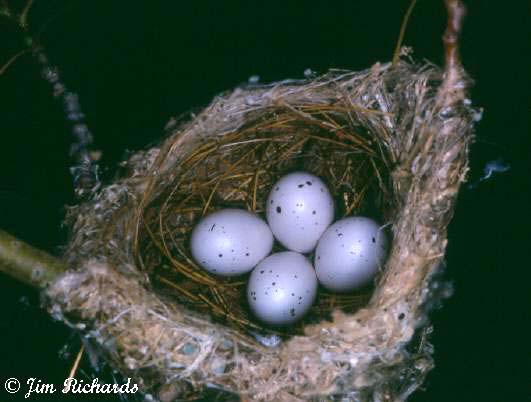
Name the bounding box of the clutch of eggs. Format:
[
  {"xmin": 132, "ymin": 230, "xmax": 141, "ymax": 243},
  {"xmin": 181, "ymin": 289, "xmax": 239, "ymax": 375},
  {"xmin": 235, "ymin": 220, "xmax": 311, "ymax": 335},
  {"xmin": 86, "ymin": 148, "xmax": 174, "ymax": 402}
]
[
  {"xmin": 315, "ymin": 217, "xmax": 388, "ymax": 292},
  {"xmin": 190, "ymin": 209, "xmax": 273, "ymax": 276},
  {"xmin": 188, "ymin": 171, "xmax": 390, "ymax": 326}
]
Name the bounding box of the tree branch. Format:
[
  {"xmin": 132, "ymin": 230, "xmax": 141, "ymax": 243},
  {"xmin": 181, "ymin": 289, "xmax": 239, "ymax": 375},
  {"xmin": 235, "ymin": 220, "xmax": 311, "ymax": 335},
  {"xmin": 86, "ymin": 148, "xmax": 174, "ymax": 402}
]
[
  {"xmin": 438, "ymin": 0, "xmax": 467, "ymax": 106},
  {"xmin": 0, "ymin": 229, "xmax": 66, "ymax": 288}
]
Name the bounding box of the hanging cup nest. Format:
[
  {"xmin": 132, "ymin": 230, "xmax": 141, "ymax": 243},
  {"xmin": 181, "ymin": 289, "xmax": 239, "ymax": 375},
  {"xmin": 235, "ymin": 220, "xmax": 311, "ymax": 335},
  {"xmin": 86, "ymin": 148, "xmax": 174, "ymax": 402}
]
[{"xmin": 45, "ymin": 4, "xmax": 477, "ymax": 401}]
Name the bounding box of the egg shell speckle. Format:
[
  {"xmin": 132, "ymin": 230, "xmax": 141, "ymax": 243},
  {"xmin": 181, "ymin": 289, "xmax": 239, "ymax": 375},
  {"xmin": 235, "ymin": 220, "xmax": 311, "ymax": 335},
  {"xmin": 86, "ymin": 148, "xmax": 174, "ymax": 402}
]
[
  {"xmin": 266, "ymin": 172, "xmax": 334, "ymax": 253},
  {"xmin": 247, "ymin": 251, "xmax": 318, "ymax": 325},
  {"xmin": 190, "ymin": 209, "xmax": 274, "ymax": 276},
  {"xmin": 315, "ymin": 216, "xmax": 388, "ymax": 292}
]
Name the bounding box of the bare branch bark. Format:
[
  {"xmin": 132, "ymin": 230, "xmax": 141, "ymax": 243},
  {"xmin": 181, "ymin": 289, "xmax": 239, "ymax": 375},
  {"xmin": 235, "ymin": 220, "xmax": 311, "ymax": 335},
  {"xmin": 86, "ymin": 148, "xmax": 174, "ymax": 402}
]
[
  {"xmin": 439, "ymin": 0, "xmax": 467, "ymax": 105},
  {"xmin": 0, "ymin": 229, "xmax": 66, "ymax": 288}
]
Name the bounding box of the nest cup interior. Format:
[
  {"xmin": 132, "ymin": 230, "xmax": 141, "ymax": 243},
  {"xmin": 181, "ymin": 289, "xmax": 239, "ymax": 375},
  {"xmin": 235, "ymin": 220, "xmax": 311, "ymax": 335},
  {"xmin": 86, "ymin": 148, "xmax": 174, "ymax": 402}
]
[{"xmin": 134, "ymin": 104, "xmax": 394, "ymax": 337}]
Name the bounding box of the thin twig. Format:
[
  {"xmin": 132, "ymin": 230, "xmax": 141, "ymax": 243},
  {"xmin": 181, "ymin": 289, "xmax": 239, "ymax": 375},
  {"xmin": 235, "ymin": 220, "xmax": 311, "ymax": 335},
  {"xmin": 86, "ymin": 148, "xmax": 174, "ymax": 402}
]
[
  {"xmin": 0, "ymin": 49, "xmax": 29, "ymax": 75},
  {"xmin": 442, "ymin": 0, "xmax": 465, "ymax": 79},
  {"xmin": 19, "ymin": 0, "xmax": 34, "ymax": 28},
  {"xmin": 67, "ymin": 345, "xmax": 85, "ymax": 379},
  {"xmin": 1, "ymin": 0, "xmax": 100, "ymax": 199},
  {"xmin": 392, "ymin": 0, "xmax": 418, "ymax": 66}
]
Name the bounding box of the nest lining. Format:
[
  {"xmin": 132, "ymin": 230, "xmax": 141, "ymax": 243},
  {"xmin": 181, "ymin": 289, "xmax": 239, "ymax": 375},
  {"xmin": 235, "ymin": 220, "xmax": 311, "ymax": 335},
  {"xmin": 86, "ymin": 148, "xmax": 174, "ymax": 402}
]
[
  {"xmin": 47, "ymin": 57, "xmax": 476, "ymax": 401},
  {"xmin": 136, "ymin": 98, "xmax": 394, "ymax": 336}
]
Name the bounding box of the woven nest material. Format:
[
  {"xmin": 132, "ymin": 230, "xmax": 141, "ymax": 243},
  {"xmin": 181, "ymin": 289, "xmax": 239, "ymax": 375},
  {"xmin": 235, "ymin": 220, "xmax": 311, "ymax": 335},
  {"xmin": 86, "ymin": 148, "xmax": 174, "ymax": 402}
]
[{"xmin": 45, "ymin": 53, "xmax": 476, "ymax": 401}]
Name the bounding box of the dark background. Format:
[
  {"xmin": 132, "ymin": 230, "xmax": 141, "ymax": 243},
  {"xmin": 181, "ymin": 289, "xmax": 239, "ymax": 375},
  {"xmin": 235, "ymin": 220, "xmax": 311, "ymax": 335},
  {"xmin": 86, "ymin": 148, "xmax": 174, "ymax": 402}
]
[{"xmin": 0, "ymin": 0, "xmax": 529, "ymax": 401}]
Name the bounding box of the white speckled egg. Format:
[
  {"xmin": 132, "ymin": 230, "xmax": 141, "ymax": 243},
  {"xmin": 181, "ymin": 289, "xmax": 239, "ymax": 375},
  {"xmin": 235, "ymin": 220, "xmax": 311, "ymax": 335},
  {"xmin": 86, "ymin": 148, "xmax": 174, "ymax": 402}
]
[
  {"xmin": 247, "ymin": 251, "xmax": 318, "ymax": 325},
  {"xmin": 315, "ymin": 217, "xmax": 388, "ymax": 292},
  {"xmin": 266, "ymin": 172, "xmax": 334, "ymax": 253},
  {"xmin": 190, "ymin": 209, "xmax": 273, "ymax": 276}
]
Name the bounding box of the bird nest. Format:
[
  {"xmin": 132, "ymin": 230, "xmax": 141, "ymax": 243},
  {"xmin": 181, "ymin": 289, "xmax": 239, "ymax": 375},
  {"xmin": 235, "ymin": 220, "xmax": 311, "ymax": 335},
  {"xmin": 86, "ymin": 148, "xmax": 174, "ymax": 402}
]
[{"xmin": 45, "ymin": 36, "xmax": 477, "ymax": 401}]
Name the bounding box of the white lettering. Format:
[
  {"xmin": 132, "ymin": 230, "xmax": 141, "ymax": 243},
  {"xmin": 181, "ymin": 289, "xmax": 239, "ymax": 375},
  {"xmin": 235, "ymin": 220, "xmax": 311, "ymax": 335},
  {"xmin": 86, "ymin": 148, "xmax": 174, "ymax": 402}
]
[{"xmin": 25, "ymin": 378, "xmax": 56, "ymax": 399}]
